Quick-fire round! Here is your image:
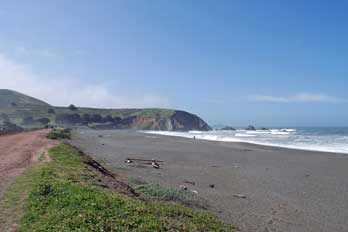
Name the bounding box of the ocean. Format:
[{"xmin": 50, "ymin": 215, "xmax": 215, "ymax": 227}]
[{"xmin": 143, "ymin": 127, "xmax": 348, "ymax": 154}]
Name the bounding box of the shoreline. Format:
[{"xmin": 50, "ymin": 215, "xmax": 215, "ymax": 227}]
[
  {"xmin": 70, "ymin": 129, "xmax": 348, "ymax": 232},
  {"xmin": 142, "ymin": 130, "xmax": 348, "ymax": 155}
]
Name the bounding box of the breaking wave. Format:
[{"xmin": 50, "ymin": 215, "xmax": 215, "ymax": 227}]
[{"xmin": 142, "ymin": 128, "xmax": 348, "ymax": 154}]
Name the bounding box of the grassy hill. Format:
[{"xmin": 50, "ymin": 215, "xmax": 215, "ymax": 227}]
[
  {"xmin": 0, "ymin": 89, "xmax": 211, "ymax": 131},
  {"xmin": 0, "ymin": 89, "xmax": 49, "ymax": 108}
]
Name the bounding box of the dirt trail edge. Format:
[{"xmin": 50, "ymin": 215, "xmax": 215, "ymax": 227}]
[{"xmin": 0, "ymin": 129, "xmax": 58, "ymax": 198}]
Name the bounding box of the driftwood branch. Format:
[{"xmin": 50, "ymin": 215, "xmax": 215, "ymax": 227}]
[{"xmin": 125, "ymin": 158, "xmax": 164, "ymax": 163}]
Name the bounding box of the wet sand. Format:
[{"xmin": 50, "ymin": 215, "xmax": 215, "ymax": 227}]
[{"xmin": 69, "ymin": 129, "xmax": 348, "ymax": 232}]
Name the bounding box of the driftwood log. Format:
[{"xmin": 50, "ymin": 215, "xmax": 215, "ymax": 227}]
[{"xmin": 125, "ymin": 158, "xmax": 164, "ymax": 163}]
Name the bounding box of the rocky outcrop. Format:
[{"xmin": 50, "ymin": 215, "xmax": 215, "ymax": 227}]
[
  {"xmin": 246, "ymin": 125, "xmax": 256, "ymax": 131},
  {"xmin": 101, "ymin": 110, "xmax": 211, "ymax": 131},
  {"xmin": 121, "ymin": 115, "xmax": 173, "ymax": 130},
  {"xmin": 170, "ymin": 111, "xmax": 211, "ymax": 131}
]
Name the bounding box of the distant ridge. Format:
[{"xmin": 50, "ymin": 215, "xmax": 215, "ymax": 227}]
[
  {"xmin": 0, "ymin": 89, "xmax": 211, "ymax": 131},
  {"xmin": 0, "ymin": 89, "xmax": 50, "ymax": 107}
]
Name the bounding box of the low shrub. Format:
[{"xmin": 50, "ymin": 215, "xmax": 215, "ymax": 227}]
[{"xmin": 47, "ymin": 128, "xmax": 71, "ymax": 140}]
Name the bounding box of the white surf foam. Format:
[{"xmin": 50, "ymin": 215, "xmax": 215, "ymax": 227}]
[
  {"xmin": 189, "ymin": 130, "xmax": 204, "ymax": 134},
  {"xmin": 141, "ymin": 129, "xmax": 348, "ymax": 155},
  {"xmin": 282, "ymin": 129, "xmax": 297, "ymax": 132},
  {"xmin": 246, "ymin": 131, "xmax": 271, "ymax": 134},
  {"xmin": 235, "ymin": 133, "xmax": 256, "ymax": 137},
  {"xmin": 271, "ymin": 132, "xmax": 290, "ymax": 135}
]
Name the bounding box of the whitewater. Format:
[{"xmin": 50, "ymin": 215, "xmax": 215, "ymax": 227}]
[{"xmin": 142, "ymin": 128, "xmax": 348, "ymax": 154}]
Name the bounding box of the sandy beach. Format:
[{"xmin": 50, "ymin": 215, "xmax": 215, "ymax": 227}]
[{"xmin": 69, "ymin": 129, "xmax": 348, "ymax": 232}]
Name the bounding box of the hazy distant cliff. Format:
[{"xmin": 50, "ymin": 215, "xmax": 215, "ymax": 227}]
[
  {"xmin": 0, "ymin": 89, "xmax": 211, "ymax": 131},
  {"xmin": 120, "ymin": 110, "xmax": 211, "ymax": 131}
]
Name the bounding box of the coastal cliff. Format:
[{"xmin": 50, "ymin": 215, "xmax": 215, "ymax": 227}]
[
  {"xmin": 110, "ymin": 110, "xmax": 211, "ymax": 131},
  {"xmin": 0, "ymin": 89, "xmax": 211, "ymax": 131}
]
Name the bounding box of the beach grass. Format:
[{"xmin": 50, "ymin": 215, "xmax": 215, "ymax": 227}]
[
  {"xmin": 0, "ymin": 144, "xmax": 234, "ymax": 232},
  {"xmin": 133, "ymin": 183, "xmax": 194, "ymax": 202}
]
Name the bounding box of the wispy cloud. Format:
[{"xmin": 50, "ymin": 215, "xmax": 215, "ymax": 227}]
[
  {"xmin": 249, "ymin": 93, "xmax": 347, "ymax": 103},
  {"xmin": 0, "ymin": 53, "xmax": 169, "ymax": 108}
]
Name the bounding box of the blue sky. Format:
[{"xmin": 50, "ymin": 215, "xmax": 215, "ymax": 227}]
[{"xmin": 0, "ymin": 0, "xmax": 347, "ymax": 126}]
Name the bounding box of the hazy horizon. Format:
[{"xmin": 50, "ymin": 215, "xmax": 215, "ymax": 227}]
[{"xmin": 0, "ymin": 1, "xmax": 347, "ymax": 127}]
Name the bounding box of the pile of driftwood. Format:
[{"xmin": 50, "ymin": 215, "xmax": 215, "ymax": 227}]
[{"xmin": 125, "ymin": 158, "xmax": 163, "ymax": 169}]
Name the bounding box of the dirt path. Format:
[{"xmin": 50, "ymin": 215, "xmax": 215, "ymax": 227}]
[{"xmin": 0, "ymin": 129, "xmax": 57, "ymax": 198}]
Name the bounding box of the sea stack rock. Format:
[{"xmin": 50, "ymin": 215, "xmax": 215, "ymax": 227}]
[{"xmin": 246, "ymin": 125, "xmax": 256, "ymax": 131}]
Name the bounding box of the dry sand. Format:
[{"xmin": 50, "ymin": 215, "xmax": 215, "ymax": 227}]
[{"xmin": 69, "ymin": 129, "xmax": 348, "ymax": 232}]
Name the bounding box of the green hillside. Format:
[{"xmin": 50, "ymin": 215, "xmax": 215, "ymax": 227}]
[
  {"xmin": 0, "ymin": 89, "xmax": 50, "ymax": 107},
  {"xmin": 0, "ymin": 89, "xmax": 211, "ymax": 131}
]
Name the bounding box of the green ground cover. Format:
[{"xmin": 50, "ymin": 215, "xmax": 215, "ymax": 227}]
[{"xmin": 0, "ymin": 144, "xmax": 234, "ymax": 232}]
